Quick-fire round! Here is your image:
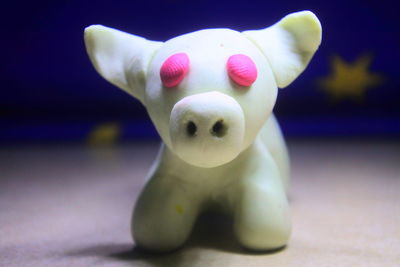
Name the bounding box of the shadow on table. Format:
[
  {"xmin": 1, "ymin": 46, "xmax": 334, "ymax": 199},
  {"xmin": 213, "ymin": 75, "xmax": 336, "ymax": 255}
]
[{"xmin": 68, "ymin": 212, "xmax": 285, "ymax": 267}]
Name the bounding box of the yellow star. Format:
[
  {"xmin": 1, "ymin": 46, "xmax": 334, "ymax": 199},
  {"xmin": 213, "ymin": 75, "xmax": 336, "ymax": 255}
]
[
  {"xmin": 318, "ymin": 54, "xmax": 383, "ymax": 102},
  {"xmin": 87, "ymin": 122, "xmax": 120, "ymax": 146}
]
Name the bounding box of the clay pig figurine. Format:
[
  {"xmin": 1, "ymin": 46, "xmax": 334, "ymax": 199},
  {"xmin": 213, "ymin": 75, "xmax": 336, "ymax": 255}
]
[{"xmin": 84, "ymin": 10, "xmax": 321, "ymax": 251}]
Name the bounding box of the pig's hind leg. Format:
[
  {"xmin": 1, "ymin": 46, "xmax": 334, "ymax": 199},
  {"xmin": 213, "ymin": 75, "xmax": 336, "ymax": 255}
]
[{"xmin": 259, "ymin": 114, "xmax": 290, "ymax": 192}]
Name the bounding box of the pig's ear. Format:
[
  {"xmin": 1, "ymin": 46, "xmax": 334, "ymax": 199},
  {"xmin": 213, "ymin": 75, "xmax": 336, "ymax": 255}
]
[
  {"xmin": 243, "ymin": 11, "xmax": 322, "ymax": 88},
  {"xmin": 84, "ymin": 25, "xmax": 162, "ymax": 102}
]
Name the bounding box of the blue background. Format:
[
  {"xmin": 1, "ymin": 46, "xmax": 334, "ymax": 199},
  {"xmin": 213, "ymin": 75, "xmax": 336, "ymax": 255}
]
[{"xmin": 1, "ymin": 0, "xmax": 399, "ymax": 143}]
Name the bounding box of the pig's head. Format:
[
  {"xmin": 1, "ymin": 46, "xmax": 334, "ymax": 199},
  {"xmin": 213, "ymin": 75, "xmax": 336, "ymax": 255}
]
[{"xmin": 84, "ymin": 11, "xmax": 321, "ymax": 168}]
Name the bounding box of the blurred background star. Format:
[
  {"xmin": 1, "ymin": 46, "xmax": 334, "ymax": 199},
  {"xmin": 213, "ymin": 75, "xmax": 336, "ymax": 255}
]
[{"xmin": 318, "ymin": 54, "xmax": 384, "ymax": 103}]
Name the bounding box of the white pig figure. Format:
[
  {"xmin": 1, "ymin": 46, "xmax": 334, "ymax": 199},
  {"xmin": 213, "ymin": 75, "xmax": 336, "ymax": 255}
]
[{"xmin": 84, "ymin": 10, "xmax": 321, "ymax": 251}]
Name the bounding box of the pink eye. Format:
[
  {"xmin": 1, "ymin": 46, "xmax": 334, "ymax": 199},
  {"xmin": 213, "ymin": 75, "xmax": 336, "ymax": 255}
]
[
  {"xmin": 160, "ymin": 53, "xmax": 190, "ymax": 88},
  {"xmin": 227, "ymin": 54, "xmax": 258, "ymax": 87}
]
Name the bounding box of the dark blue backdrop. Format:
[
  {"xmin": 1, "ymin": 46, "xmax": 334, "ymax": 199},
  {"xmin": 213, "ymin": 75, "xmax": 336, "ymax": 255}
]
[{"xmin": 1, "ymin": 0, "xmax": 399, "ymax": 143}]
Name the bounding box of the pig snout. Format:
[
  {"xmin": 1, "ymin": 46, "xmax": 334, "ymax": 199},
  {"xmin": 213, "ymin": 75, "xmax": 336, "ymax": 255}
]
[{"xmin": 169, "ymin": 91, "xmax": 245, "ymax": 168}]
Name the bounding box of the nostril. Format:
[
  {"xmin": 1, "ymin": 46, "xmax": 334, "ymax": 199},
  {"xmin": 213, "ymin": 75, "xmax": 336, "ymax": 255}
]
[
  {"xmin": 186, "ymin": 121, "xmax": 197, "ymax": 137},
  {"xmin": 210, "ymin": 120, "xmax": 227, "ymax": 138}
]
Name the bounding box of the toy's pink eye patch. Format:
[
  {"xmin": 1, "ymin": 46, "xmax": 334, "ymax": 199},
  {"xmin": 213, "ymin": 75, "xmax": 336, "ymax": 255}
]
[
  {"xmin": 227, "ymin": 54, "xmax": 258, "ymax": 87},
  {"xmin": 160, "ymin": 53, "xmax": 190, "ymax": 88}
]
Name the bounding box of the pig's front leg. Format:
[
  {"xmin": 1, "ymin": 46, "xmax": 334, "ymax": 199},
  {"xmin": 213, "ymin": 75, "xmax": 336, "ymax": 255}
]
[
  {"xmin": 231, "ymin": 144, "xmax": 291, "ymax": 251},
  {"xmin": 132, "ymin": 172, "xmax": 201, "ymax": 252}
]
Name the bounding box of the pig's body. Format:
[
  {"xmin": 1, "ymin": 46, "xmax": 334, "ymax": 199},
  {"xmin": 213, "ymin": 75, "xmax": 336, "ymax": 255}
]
[
  {"xmin": 84, "ymin": 10, "xmax": 321, "ymax": 251},
  {"xmin": 133, "ymin": 114, "xmax": 290, "ymax": 251}
]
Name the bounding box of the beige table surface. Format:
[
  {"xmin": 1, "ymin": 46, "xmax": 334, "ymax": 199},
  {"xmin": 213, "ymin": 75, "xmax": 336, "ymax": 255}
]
[{"xmin": 0, "ymin": 140, "xmax": 399, "ymax": 267}]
